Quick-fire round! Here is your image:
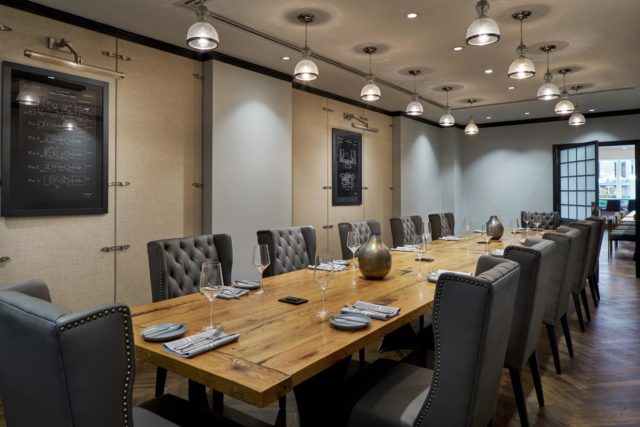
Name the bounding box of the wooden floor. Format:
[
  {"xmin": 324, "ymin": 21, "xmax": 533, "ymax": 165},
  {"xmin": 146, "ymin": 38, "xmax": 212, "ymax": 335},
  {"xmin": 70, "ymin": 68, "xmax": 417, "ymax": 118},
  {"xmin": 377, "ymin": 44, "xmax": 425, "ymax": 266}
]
[{"xmin": 1, "ymin": 242, "xmax": 639, "ymax": 426}]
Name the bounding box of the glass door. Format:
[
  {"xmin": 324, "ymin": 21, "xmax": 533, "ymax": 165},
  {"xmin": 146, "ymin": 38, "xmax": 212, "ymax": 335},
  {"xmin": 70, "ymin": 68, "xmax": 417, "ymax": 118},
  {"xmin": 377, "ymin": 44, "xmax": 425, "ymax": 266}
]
[{"xmin": 554, "ymin": 141, "xmax": 599, "ymax": 222}]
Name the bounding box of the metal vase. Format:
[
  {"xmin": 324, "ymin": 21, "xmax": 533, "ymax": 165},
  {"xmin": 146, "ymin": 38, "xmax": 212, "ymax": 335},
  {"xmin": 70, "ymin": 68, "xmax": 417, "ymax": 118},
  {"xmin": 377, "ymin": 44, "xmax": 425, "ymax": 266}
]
[
  {"xmin": 357, "ymin": 233, "xmax": 392, "ymax": 280},
  {"xmin": 486, "ymin": 215, "xmax": 504, "ymax": 240}
]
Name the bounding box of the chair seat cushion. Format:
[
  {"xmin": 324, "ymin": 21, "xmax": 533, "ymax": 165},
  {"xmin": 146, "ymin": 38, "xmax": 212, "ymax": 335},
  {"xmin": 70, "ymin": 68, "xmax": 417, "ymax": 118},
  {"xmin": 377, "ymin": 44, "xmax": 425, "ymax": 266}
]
[{"xmin": 348, "ymin": 361, "xmax": 432, "ymax": 427}]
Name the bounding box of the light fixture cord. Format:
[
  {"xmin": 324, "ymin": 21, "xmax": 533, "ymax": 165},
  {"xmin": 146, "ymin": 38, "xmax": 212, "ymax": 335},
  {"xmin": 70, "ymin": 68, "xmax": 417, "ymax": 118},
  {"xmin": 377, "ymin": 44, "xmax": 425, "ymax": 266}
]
[
  {"xmin": 445, "ymin": 89, "xmax": 450, "ymax": 108},
  {"xmin": 368, "ymin": 53, "xmax": 372, "ymax": 76},
  {"xmin": 413, "ymin": 74, "xmax": 417, "ymax": 94},
  {"xmin": 546, "ymin": 50, "xmax": 550, "ymax": 73},
  {"xmin": 304, "ymin": 22, "xmax": 308, "ymax": 48}
]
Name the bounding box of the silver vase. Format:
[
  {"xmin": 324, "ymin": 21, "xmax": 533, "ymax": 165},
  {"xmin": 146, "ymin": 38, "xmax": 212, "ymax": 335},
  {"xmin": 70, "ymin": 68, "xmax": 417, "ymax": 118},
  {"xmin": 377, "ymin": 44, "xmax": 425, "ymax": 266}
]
[
  {"xmin": 486, "ymin": 215, "xmax": 504, "ymax": 240},
  {"xmin": 357, "ymin": 233, "xmax": 392, "ymax": 280}
]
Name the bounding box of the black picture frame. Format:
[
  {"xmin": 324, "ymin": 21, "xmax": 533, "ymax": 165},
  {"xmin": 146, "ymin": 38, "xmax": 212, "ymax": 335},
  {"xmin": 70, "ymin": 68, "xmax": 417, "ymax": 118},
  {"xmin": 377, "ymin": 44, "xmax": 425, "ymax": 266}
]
[
  {"xmin": 332, "ymin": 128, "xmax": 362, "ymax": 206},
  {"xmin": 1, "ymin": 61, "xmax": 109, "ymax": 217}
]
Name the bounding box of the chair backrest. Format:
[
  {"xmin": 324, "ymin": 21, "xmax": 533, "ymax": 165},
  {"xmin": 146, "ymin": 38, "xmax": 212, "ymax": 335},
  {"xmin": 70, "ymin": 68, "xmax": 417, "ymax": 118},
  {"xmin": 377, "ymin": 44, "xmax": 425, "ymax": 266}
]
[
  {"xmin": 542, "ymin": 229, "xmax": 580, "ymax": 324},
  {"xmin": 338, "ymin": 220, "xmax": 381, "ymax": 260},
  {"xmin": 389, "ymin": 216, "xmax": 423, "ymax": 248},
  {"xmin": 585, "ymin": 216, "xmax": 606, "ymax": 274},
  {"xmin": 500, "ymin": 239, "xmax": 555, "ymax": 371},
  {"xmin": 606, "ymin": 199, "xmax": 621, "ymax": 212},
  {"xmin": 571, "ymin": 220, "xmax": 599, "ymax": 281},
  {"xmin": 520, "ymin": 211, "xmax": 560, "ymax": 229},
  {"xmin": 556, "ymin": 224, "xmax": 588, "ymax": 293},
  {"xmin": 2, "ymin": 278, "xmax": 52, "ymax": 301},
  {"xmin": 0, "ymin": 281, "xmax": 135, "ymax": 427},
  {"xmin": 257, "ymin": 226, "xmax": 316, "ymax": 277},
  {"xmin": 627, "ymin": 199, "xmax": 636, "ymax": 212},
  {"xmin": 428, "ymin": 212, "xmax": 455, "ymax": 240},
  {"xmin": 147, "ymin": 234, "xmax": 233, "ymax": 302},
  {"xmin": 417, "ymin": 257, "xmax": 520, "ymax": 427}
]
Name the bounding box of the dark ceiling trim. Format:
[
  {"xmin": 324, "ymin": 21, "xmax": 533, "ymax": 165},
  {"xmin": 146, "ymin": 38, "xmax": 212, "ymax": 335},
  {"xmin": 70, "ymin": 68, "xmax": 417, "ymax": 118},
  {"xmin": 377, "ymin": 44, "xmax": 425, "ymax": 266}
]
[
  {"xmin": 206, "ymin": 55, "xmax": 292, "ymax": 82},
  {"xmin": 389, "ymin": 111, "xmax": 465, "ymax": 130},
  {"xmin": 479, "ymin": 108, "xmax": 640, "ymax": 128},
  {"xmin": 292, "ymin": 83, "xmax": 392, "ymax": 117}
]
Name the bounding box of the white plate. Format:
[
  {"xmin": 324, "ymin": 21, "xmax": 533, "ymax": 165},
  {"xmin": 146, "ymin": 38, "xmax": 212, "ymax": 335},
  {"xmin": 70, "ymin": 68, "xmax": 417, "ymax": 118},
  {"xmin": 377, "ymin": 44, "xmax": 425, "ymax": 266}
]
[{"xmin": 330, "ymin": 313, "xmax": 371, "ymax": 330}]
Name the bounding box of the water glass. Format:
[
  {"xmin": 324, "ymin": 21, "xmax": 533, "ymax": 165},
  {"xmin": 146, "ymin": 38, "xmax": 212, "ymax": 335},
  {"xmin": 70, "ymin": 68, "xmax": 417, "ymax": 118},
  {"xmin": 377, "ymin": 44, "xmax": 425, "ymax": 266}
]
[
  {"xmin": 253, "ymin": 244, "xmax": 271, "ymax": 295},
  {"xmin": 464, "ymin": 217, "xmax": 471, "ymax": 234},
  {"xmin": 314, "ymin": 255, "xmax": 334, "ymax": 318},
  {"xmin": 413, "ymin": 235, "xmax": 428, "ymax": 280},
  {"xmin": 346, "ymin": 231, "xmax": 360, "ymax": 270},
  {"xmin": 199, "ymin": 261, "xmax": 224, "ymax": 331}
]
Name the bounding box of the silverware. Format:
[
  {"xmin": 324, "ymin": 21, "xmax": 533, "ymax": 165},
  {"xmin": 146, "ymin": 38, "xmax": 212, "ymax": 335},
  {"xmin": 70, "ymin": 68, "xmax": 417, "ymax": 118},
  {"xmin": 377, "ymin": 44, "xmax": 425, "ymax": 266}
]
[
  {"xmin": 175, "ymin": 328, "xmax": 224, "ymax": 352},
  {"xmin": 143, "ymin": 324, "xmax": 182, "ymax": 337},
  {"xmin": 334, "ymin": 316, "xmax": 368, "ymax": 325}
]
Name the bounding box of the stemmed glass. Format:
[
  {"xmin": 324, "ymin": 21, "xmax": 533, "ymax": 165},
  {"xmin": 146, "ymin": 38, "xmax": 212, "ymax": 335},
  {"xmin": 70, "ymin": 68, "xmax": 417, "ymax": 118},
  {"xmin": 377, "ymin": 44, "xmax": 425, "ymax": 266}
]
[
  {"xmin": 346, "ymin": 231, "xmax": 361, "ymax": 270},
  {"xmin": 199, "ymin": 261, "xmax": 224, "ymax": 331},
  {"xmin": 510, "ymin": 218, "xmax": 519, "ymax": 241},
  {"xmin": 533, "ymin": 214, "xmax": 542, "ymax": 235},
  {"xmin": 464, "ymin": 217, "xmax": 471, "ymax": 234},
  {"xmin": 480, "ymin": 223, "xmax": 490, "ymax": 246},
  {"xmin": 414, "ymin": 234, "xmax": 428, "ymax": 280},
  {"xmin": 314, "ymin": 255, "xmax": 334, "ymax": 319},
  {"xmin": 253, "ymin": 244, "xmax": 271, "ymax": 295},
  {"xmin": 523, "ymin": 213, "xmax": 531, "ymax": 233}
]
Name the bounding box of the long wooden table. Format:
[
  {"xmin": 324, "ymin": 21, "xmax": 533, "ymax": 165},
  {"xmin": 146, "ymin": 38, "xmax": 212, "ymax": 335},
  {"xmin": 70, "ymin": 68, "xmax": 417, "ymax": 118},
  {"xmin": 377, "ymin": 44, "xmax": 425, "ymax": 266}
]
[{"xmin": 131, "ymin": 232, "xmax": 526, "ymax": 409}]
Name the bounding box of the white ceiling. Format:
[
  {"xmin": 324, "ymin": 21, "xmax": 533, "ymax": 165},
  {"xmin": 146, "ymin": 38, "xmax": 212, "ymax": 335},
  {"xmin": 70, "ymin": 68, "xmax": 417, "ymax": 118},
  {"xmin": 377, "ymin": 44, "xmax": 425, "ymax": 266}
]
[{"xmin": 28, "ymin": 0, "xmax": 640, "ymax": 124}]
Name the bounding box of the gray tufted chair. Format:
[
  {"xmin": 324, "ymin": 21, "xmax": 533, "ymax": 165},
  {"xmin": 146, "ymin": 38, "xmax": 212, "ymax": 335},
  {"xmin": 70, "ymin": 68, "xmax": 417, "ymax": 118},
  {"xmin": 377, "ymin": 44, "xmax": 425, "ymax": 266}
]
[
  {"xmin": 257, "ymin": 226, "xmax": 316, "ymax": 278},
  {"xmin": 338, "ymin": 220, "xmax": 381, "ymax": 260},
  {"xmin": 494, "ymin": 238, "xmax": 555, "ymax": 427},
  {"xmin": 0, "ymin": 280, "xmax": 213, "ymax": 427},
  {"xmin": 521, "ymin": 211, "xmax": 560, "ymax": 230},
  {"xmin": 585, "ymin": 216, "xmax": 606, "ymax": 303},
  {"xmin": 571, "ymin": 221, "xmax": 600, "ymax": 321},
  {"xmin": 428, "ymin": 213, "xmax": 455, "ymax": 240},
  {"xmin": 345, "ymin": 257, "xmax": 520, "ymax": 427},
  {"xmin": 542, "ymin": 228, "xmax": 580, "ymax": 374},
  {"xmin": 147, "ymin": 234, "xmax": 233, "ymax": 302},
  {"xmin": 389, "ymin": 216, "xmax": 424, "ymax": 248},
  {"xmin": 556, "ymin": 224, "xmax": 591, "ymax": 332},
  {"xmin": 147, "ymin": 233, "xmax": 232, "ymax": 400}
]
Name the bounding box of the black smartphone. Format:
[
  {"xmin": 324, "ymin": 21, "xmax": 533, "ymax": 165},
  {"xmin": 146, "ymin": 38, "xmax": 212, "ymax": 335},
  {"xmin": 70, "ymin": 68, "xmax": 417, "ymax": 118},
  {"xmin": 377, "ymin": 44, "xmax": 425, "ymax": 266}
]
[
  {"xmin": 415, "ymin": 258, "xmax": 434, "ymax": 262},
  {"xmin": 278, "ymin": 296, "xmax": 308, "ymax": 305}
]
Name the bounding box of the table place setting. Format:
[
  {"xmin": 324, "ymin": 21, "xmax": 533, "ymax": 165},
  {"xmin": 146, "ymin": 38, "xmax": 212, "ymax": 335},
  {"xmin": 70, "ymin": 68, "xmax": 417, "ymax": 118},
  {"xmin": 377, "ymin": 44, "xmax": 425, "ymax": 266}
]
[
  {"xmin": 163, "ymin": 328, "xmax": 240, "ymax": 358},
  {"xmin": 330, "ymin": 313, "xmax": 371, "ymax": 330},
  {"xmin": 141, "ymin": 322, "xmax": 188, "ymax": 342},
  {"xmin": 340, "ymin": 301, "xmax": 400, "ymax": 320},
  {"xmin": 427, "ymin": 269, "xmax": 473, "ymax": 283},
  {"xmin": 308, "ymin": 263, "xmax": 347, "ymax": 272},
  {"xmin": 234, "ymin": 279, "xmax": 262, "ymax": 290},
  {"xmin": 217, "ymin": 286, "xmax": 250, "ymax": 299},
  {"xmin": 490, "ymin": 248, "xmax": 505, "ymax": 257},
  {"xmin": 391, "ymin": 245, "xmax": 416, "ymax": 252},
  {"xmin": 439, "ymin": 235, "xmax": 462, "ymax": 241}
]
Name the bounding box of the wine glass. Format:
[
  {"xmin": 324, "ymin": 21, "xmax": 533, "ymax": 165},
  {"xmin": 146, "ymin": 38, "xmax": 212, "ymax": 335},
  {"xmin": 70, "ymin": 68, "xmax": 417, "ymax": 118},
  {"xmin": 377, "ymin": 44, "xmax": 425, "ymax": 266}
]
[
  {"xmin": 413, "ymin": 235, "xmax": 427, "ymax": 280},
  {"xmin": 314, "ymin": 255, "xmax": 334, "ymax": 319},
  {"xmin": 199, "ymin": 261, "xmax": 224, "ymax": 331},
  {"xmin": 346, "ymin": 231, "xmax": 361, "ymax": 270},
  {"xmin": 253, "ymin": 244, "xmax": 270, "ymax": 295},
  {"xmin": 509, "ymin": 218, "xmax": 519, "ymax": 241},
  {"xmin": 464, "ymin": 217, "xmax": 471, "ymax": 234},
  {"xmin": 481, "ymin": 223, "xmax": 490, "ymax": 245},
  {"xmin": 523, "ymin": 213, "xmax": 531, "ymax": 233},
  {"xmin": 533, "ymin": 214, "xmax": 542, "ymax": 235}
]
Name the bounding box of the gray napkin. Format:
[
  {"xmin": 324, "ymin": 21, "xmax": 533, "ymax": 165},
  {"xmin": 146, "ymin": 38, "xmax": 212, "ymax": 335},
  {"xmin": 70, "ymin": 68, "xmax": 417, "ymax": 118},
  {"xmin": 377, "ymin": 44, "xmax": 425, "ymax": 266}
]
[
  {"xmin": 308, "ymin": 263, "xmax": 346, "ymax": 272},
  {"xmin": 163, "ymin": 329, "xmax": 240, "ymax": 358},
  {"xmin": 217, "ymin": 286, "xmax": 249, "ymax": 299},
  {"xmin": 341, "ymin": 301, "xmax": 400, "ymax": 320}
]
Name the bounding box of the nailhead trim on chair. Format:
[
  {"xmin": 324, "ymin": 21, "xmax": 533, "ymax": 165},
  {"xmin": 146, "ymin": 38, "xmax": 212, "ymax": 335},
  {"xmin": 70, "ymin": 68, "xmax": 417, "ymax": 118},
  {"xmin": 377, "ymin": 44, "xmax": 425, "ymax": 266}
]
[{"xmin": 57, "ymin": 306, "xmax": 133, "ymax": 426}]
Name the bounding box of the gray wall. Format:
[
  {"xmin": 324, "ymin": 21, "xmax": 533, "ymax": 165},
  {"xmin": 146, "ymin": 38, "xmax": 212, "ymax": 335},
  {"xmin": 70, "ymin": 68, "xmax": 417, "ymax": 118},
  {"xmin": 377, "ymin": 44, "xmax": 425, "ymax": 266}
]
[
  {"xmin": 460, "ymin": 114, "xmax": 640, "ymax": 229},
  {"xmin": 203, "ymin": 60, "xmax": 292, "ymax": 280}
]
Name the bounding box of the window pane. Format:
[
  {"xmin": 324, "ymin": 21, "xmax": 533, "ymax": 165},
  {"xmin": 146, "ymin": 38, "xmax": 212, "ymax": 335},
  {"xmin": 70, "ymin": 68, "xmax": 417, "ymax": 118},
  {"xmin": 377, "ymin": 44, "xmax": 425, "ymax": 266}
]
[
  {"xmin": 570, "ymin": 206, "xmax": 577, "ymax": 219},
  {"xmin": 586, "ymin": 144, "xmax": 596, "ymax": 159},
  {"xmin": 561, "ymin": 177, "xmax": 568, "ymax": 190},
  {"xmin": 587, "ymin": 191, "xmax": 596, "ymax": 204},
  {"xmin": 569, "ymin": 177, "xmax": 577, "ymax": 190},
  {"xmin": 578, "ymin": 176, "xmax": 586, "ymax": 190},
  {"xmin": 583, "ymin": 207, "xmax": 591, "ymax": 219},
  {"xmin": 577, "ymin": 146, "xmax": 586, "ymax": 161},
  {"xmin": 587, "ymin": 178, "xmax": 596, "ymax": 190},
  {"xmin": 578, "ymin": 192, "xmax": 586, "ymax": 205},
  {"xmin": 561, "ymin": 191, "xmax": 568, "ymax": 205},
  {"xmin": 569, "ymin": 192, "xmax": 577, "ymax": 204},
  {"xmin": 586, "ymin": 160, "xmax": 596, "ymax": 175},
  {"xmin": 577, "ymin": 161, "xmax": 586, "ymax": 175},
  {"xmin": 561, "ymin": 205, "xmax": 569, "ymax": 218},
  {"xmin": 569, "ymin": 148, "xmax": 577, "ymax": 162},
  {"xmin": 561, "ymin": 149, "xmax": 568, "ymax": 163},
  {"xmin": 561, "ymin": 163, "xmax": 568, "ymax": 177},
  {"xmin": 569, "ymin": 162, "xmax": 577, "ymax": 176}
]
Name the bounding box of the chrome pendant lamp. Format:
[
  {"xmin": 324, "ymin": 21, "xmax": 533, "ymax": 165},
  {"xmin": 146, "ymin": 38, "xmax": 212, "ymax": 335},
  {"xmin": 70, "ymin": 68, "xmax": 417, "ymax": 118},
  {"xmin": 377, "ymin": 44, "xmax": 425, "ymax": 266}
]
[
  {"xmin": 439, "ymin": 87, "xmax": 455, "ymax": 127},
  {"xmin": 568, "ymin": 85, "xmax": 586, "ymax": 126},
  {"xmin": 186, "ymin": 0, "xmax": 219, "ymax": 51},
  {"xmin": 537, "ymin": 45, "xmax": 560, "ymax": 100},
  {"xmin": 508, "ymin": 11, "xmax": 535, "ymax": 79},
  {"xmin": 466, "ymin": 0, "xmax": 501, "ymax": 46},
  {"xmin": 360, "ymin": 47, "xmax": 381, "ymax": 102},
  {"xmin": 555, "ymin": 69, "xmax": 575, "ymax": 115},
  {"xmin": 464, "ymin": 99, "xmax": 479, "ymax": 135},
  {"xmin": 293, "ymin": 13, "xmax": 319, "ymax": 81},
  {"xmin": 405, "ymin": 69, "xmax": 424, "ymax": 116}
]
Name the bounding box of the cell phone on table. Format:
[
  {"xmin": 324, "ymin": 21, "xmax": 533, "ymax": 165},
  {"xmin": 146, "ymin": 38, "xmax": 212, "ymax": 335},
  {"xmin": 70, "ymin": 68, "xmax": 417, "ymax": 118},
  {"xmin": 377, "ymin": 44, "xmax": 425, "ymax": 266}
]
[
  {"xmin": 415, "ymin": 257, "xmax": 434, "ymax": 262},
  {"xmin": 278, "ymin": 296, "xmax": 308, "ymax": 305}
]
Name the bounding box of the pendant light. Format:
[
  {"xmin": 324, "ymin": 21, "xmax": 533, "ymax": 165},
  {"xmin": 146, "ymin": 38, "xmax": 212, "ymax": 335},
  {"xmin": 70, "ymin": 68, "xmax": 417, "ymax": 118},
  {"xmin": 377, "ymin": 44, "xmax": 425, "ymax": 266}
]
[
  {"xmin": 464, "ymin": 99, "xmax": 479, "ymax": 135},
  {"xmin": 293, "ymin": 13, "xmax": 319, "ymax": 82},
  {"xmin": 61, "ymin": 118, "xmax": 78, "ymax": 131},
  {"xmin": 16, "ymin": 89, "xmax": 40, "ymax": 106},
  {"xmin": 405, "ymin": 69, "xmax": 423, "ymax": 116},
  {"xmin": 508, "ymin": 11, "xmax": 535, "ymax": 79},
  {"xmin": 537, "ymin": 45, "xmax": 560, "ymax": 100},
  {"xmin": 360, "ymin": 47, "xmax": 381, "ymax": 102},
  {"xmin": 186, "ymin": 0, "xmax": 219, "ymax": 51},
  {"xmin": 555, "ymin": 69, "xmax": 575, "ymax": 115},
  {"xmin": 465, "ymin": 0, "xmax": 501, "ymax": 46},
  {"xmin": 568, "ymin": 85, "xmax": 586, "ymax": 126},
  {"xmin": 439, "ymin": 87, "xmax": 455, "ymax": 127}
]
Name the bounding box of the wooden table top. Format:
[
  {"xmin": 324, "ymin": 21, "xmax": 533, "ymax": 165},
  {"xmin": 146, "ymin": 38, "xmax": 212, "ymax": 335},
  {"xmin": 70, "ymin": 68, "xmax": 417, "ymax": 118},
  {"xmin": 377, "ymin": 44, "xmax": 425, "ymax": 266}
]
[{"xmin": 131, "ymin": 231, "xmax": 527, "ymax": 407}]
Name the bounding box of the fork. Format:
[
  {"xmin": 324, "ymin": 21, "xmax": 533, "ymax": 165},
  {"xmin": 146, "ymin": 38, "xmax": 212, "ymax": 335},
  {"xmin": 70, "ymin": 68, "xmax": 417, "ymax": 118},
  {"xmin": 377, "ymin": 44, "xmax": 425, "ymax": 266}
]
[{"xmin": 175, "ymin": 328, "xmax": 224, "ymax": 352}]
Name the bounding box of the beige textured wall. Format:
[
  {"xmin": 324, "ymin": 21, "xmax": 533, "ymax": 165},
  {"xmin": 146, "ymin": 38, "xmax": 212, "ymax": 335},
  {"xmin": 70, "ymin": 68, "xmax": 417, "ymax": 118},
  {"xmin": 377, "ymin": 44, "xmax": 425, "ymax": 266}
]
[{"xmin": 0, "ymin": 6, "xmax": 202, "ymax": 310}]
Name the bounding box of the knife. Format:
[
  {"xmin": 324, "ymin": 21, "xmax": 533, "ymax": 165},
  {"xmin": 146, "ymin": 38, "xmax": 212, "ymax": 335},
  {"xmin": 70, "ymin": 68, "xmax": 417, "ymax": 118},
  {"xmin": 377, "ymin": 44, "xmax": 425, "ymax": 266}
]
[{"xmin": 143, "ymin": 324, "xmax": 183, "ymax": 337}]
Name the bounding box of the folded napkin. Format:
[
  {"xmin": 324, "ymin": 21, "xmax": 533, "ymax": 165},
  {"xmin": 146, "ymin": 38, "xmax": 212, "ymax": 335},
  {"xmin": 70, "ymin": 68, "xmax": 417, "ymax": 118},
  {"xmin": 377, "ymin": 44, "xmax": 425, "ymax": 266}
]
[
  {"xmin": 341, "ymin": 301, "xmax": 400, "ymax": 320},
  {"xmin": 391, "ymin": 246, "xmax": 415, "ymax": 252},
  {"xmin": 439, "ymin": 236, "xmax": 461, "ymax": 241},
  {"xmin": 490, "ymin": 249, "xmax": 505, "ymax": 257},
  {"xmin": 308, "ymin": 263, "xmax": 346, "ymax": 272},
  {"xmin": 163, "ymin": 329, "xmax": 240, "ymax": 358},
  {"xmin": 427, "ymin": 269, "xmax": 472, "ymax": 283},
  {"xmin": 217, "ymin": 286, "xmax": 249, "ymax": 300}
]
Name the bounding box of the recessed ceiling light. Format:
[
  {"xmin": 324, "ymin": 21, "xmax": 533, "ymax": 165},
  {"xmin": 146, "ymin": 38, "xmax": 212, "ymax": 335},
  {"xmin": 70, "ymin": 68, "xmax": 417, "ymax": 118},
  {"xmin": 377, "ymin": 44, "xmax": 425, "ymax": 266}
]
[
  {"xmin": 406, "ymin": 12, "xmax": 418, "ymax": 19},
  {"xmin": 589, "ymin": 108, "xmax": 596, "ymax": 112},
  {"xmin": 484, "ymin": 68, "xmax": 493, "ymax": 74},
  {"xmin": 508, "ymin": 86, "xmax": 516, "ymax": 90},
  {"xmin": 281, "ymin": 56, "xmax": 291, "ymax": 61},
  {"xmin": 524, "ymin": 112, "xmax": 531, "ymax": 115},
  {"xmin": 486, "ymin": 116, "xmax": 492, "ymax": 120},
  {"xmin": 452, "ymin": 46, "xmax": 464, "ymax": 52}
]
